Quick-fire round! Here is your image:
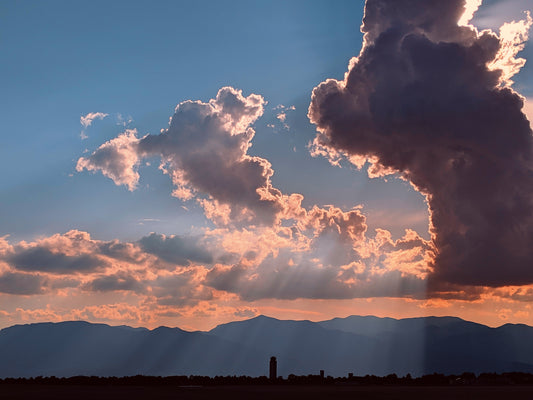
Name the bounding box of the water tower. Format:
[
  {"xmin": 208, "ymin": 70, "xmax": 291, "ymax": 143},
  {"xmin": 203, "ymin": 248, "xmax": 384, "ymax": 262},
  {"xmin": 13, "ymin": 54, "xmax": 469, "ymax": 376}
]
[{"xmin": 269, "ymin": 356, "xmax": 277, "ymax": 380}]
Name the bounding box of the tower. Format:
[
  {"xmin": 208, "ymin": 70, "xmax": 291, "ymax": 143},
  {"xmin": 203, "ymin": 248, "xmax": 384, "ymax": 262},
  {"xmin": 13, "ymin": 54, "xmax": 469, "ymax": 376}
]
[{"xmin": 269, "ymin": 356, "xmax": 277, "ymax": 380}]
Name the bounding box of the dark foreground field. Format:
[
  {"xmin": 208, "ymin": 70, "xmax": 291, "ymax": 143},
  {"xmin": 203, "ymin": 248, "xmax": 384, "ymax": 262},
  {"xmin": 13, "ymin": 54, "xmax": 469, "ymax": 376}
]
[{"xmin": 2, "ymin": 385, "xmax": 533, "ymax": 400}]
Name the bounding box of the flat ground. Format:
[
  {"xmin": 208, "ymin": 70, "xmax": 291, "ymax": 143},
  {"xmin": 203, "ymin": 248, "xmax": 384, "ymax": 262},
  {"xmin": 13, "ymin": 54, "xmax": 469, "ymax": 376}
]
[{"xmin": 2, "ymin": 385, "xmax": 533, "ymax": 400}]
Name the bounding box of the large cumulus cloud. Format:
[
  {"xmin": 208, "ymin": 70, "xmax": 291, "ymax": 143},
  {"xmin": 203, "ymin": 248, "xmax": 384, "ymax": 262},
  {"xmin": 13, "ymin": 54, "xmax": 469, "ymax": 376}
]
[
  {"xmin": 77, "ymin": 87, "xmax": 286, "ymax": 226},
  {"xmin": 309, "ymin": 0, "xmax": 533, "ymax": 288}
]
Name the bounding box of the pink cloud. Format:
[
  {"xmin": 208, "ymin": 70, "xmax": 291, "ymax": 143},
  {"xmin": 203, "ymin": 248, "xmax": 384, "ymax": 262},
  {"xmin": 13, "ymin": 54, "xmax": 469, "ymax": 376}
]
[{"xmin": 76, "ymin": 129, "xmax": 141, "ymax": 191}]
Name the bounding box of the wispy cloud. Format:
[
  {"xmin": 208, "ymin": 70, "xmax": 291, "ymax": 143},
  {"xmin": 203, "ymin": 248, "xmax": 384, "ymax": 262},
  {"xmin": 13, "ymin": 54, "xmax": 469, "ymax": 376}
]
[
  {"xmin": 80, "ymin": 112, "xmax": 108, "ymax": 139},
  {"xmin": 273, "ymin": 104, "xmax": 296, "ymax": 131}
]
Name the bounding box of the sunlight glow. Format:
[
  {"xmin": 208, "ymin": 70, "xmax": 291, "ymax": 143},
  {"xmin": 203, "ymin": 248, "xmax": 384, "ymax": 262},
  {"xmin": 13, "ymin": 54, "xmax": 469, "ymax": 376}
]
[
  {"xmin": 458, "ymin": 0, "xmax": 482, "ymax": 27},
  {"xmin": 489, "ymin": 11, "xmax": 532, "ymax": 86}
]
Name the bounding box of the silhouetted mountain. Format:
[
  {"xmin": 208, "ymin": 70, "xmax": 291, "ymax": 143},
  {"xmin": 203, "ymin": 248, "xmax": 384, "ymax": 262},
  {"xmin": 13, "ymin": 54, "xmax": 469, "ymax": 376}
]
[
  {"xmin": 208, "ymin": 315, "xmax": 382, "ymax": 376},
  {"xmin": 317, "ymin": 315, "xmax": 533, "ymax": 375},
  {"xmin": 0, "ymin": 321, "xmax": 265, "ymax": 377},
  {"xmin": 2, "ymin": 315, "xmax": 533, "ymax": 378},
  {"xmin": 318, "ymin": 315, "xmax": 483, "ymax": 336}
]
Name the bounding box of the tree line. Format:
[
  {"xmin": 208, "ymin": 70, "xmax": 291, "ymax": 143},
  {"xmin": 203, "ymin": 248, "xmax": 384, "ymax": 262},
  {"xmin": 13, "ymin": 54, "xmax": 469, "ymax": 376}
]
[{"xmin": 2, "ymin": 372, "xmax": 533, "ymax": 386}]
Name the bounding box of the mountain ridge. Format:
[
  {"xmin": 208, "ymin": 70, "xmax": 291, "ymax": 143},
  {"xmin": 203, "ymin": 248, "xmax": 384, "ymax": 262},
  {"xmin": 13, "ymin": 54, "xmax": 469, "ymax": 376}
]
[
  {"xmin": 2, "ymin": 315, "xmax": 533, "ymax": 378},
  {"xmin": 5, "ymin": 314, "xmax": 522, "ymax": 333}
]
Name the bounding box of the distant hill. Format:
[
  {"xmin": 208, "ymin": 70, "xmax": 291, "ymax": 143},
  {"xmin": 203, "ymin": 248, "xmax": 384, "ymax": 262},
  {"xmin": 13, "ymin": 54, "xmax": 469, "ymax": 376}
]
[{"xmin": 2, "ymin": 315, "xmax": 533, "ymax": 378}]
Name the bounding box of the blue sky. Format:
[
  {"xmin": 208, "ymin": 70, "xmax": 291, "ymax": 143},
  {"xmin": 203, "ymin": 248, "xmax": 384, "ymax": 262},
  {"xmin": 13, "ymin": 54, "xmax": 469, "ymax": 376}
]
[
  {"xmin": 1, "ymin": 0, "xmax": 433, "ymax": 243},
  {"xmin": 1, "ymin": 0, "xmax": 533, "ymax": 330}
]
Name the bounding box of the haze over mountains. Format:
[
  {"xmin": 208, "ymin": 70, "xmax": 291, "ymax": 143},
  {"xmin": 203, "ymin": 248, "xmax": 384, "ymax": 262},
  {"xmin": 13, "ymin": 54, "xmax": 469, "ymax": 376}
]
[{"xmin": 2, "ymin": 315, "xmax": 533, "ymax": 378}]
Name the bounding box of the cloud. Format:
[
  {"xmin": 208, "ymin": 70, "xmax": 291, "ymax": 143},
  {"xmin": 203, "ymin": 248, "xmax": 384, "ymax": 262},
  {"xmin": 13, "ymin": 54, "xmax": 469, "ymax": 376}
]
[
  {"xmin": 8, "ymin": 247, "xmax": 104, "ymax": 274},
  {"xmin": 0, "ymin": 230, "xmax": 217, "ymax": 307},
  {"xmin": 80, "ymin": 112, "xmax": 108, "ymax": 139},
  {"xmin": 0, "ymin": 271, "xmax": 47, "ymax": 295},
  {"xmin": 273, "ymin": 104, "xmax": 296, "ymax": 130},
  {"xmin": 76, "ymin": 129, "xmax": 141, "ymax": 190},
  {"xmin": 308, "ymin": 0, "xmax": 533, "ymax": 288},
  {"xmin": 73, "ymin": 80, "xmax": 438, "ymax": 302},
  {"xmin": 488, "ymin": 11, "xmax": 532, "ymax": 86},
  {"xmin": 116, "ymin": 113, "xmax": 133, "ymax": 127},
  {"xmin": 138, "ymin": 232, "xmax": 213, "ymax": 266},
  {"xmin": 8, "ymin": 303, "xmax": 156, "ymax": 326},
  {"xmin": 151, "ymin": 269, "xmax": 213, "ymax": 307},
  {"xmin": 74, "ymin": 22, "xmax": 530, "ymax": 303},
  {"xmin": 204, "ymin": 211, "xmax": 431, "ymax": 301},
  {"xmin": 524, "ymin": 97, "xmax": 533, "ymax": 123},
  {"xmin": 1, "ymin": 229, "xmax": 219, "ymax": 275},
  {"xmin": 77, "ymin": 87, "xmax": 295, "ymax": 225},
  {"xmin": 205, "ymin": 257, "xmax": 427, "ymax": 301},
  {"xmin": 80, "ymin": 266, "xmax": 215, "ymax": 307},
  {"xmin": 97, "ymin": 239, "xmax": 145, "ymax": 263},
  {"xmin": 0, "ymin": 212, "xmax": 432, "ymax": 303},
  {"xmin": 68, "ymin": 303, "xmax": 153, "ymax": 324},
  {"xmin": 4, "ymin": 231, "xmax": 107, "ymax": 272},
  {"xmin": 1, "ymin": 231, "xmax": 129, "ymax": 277},
  {"xmin": 82, "ymin": 272, "xmax": 145, "ymax": 293},
  {"xmin": 472, "ymin": 0, "xmax": 533, "ymax": 31},
  {"xmin": 458, "ymin": 0, "xmax": 482, "ymax": 27},
  {"xmin": 80, "ymin": 112, "xmax": 109, "ymax": 128}
]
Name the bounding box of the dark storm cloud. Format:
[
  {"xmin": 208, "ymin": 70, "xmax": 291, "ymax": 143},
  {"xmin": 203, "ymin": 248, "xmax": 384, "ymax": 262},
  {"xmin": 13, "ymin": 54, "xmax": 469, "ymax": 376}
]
[{"xmin": 309, "ymin": 0, "xmax": 533, "ymax": 288}]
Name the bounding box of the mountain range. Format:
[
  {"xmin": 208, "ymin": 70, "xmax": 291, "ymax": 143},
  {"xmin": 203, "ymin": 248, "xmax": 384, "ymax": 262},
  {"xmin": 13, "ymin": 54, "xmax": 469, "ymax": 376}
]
[{"xmin": 2, "ymin": 315, "xmax": 533, "ymax": 378}]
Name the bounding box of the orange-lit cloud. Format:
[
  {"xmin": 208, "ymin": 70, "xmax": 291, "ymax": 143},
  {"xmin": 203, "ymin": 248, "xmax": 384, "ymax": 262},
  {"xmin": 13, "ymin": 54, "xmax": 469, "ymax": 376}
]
[{"xmin": 76, "ymin": 129, "xmax": 141, "ymax": 191}]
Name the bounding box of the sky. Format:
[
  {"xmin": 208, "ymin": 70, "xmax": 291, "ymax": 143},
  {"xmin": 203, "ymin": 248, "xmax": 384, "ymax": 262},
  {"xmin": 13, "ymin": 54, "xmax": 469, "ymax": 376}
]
[{"xmin": 1, "ymin": 0, "xmax": 533, "ymax": 331}]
